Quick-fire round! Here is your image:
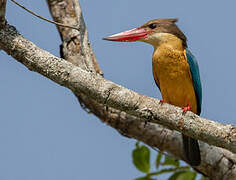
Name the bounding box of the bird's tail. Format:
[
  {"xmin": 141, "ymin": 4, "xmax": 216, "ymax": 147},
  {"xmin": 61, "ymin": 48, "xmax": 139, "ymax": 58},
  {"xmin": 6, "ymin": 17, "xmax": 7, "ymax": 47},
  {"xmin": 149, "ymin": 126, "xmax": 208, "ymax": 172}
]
[{"xmin": 182, "ymin": 134, "xmax": 201, "ymax": 166}]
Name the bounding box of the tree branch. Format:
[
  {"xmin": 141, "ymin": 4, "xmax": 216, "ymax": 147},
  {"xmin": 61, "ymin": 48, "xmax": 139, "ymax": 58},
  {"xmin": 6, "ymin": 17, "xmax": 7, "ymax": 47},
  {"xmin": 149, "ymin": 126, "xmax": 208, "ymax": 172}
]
[
  {"xmin": 0, "ymin": 24, "xmax": 235, "ymax": 154},
  {"xmin": 0, "ymin": 0, "xmax": 7, "ymax": 26}
]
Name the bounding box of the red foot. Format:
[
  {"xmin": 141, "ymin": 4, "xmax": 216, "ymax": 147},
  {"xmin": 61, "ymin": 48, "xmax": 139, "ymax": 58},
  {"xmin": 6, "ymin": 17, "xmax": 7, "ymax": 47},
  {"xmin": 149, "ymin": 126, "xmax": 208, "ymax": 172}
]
[
  {"xmin": 160, "ymin": 99, "xmax": 164, "ymax": 103},
  {"xmin": 182, "ymin": 104, "xmax": 191, "ymax": 113}
]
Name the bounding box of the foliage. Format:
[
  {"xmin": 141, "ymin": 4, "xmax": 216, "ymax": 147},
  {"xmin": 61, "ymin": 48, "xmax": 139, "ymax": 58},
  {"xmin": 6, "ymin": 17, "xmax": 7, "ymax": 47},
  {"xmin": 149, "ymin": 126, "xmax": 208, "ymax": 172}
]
[{"xmin": 132, "ymin": 142, "xmax": 209, "ymax": 180}]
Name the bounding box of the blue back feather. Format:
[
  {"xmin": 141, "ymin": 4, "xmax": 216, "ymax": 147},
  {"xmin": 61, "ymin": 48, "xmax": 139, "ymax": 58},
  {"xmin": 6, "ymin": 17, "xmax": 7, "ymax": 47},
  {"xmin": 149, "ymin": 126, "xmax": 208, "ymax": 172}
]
[{"xmin": 185, "ymin": 49, "xmax": 202, "ymax": 115}]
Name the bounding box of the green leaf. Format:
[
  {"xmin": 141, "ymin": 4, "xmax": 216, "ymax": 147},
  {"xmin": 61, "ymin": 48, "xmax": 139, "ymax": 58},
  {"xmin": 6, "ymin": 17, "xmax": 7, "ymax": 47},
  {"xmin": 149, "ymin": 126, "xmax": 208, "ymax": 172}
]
[
  {"xmin": 135, "ymin": 177, "xmax": 153, "ymax": 180},
  {"xmin": 178, "ymin": 171, "xmax": 197, "ymax": 180},
  {"xmin": 132, "ymin": 145, "xmax": 150, "ymax": 173},
  {"xmin": 162, "ymin": 156, "xmax": 179, "ymax": 167},
  {"xmin": 169, "ymin": 171, "xmax": 197, "ymax": 180},
  {"xmin": 168, "ymin": 171, "xmax": 187, "ymax": 180},
  {"xmin": 200, "ymin": 176, "xmax": 209, "ymax": 180},
  {"xmin": 155, "ymin": 152, "xmax": 162, "ymax": 169}
]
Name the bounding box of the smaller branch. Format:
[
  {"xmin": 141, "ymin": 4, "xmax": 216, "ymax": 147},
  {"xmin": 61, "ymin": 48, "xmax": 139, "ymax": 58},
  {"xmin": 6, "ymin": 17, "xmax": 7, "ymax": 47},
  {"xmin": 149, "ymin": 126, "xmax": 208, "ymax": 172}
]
[
  {"xmin": 0, "ymin": 0, "xmax": 7, "ymax": 25},
  {"xmin": 10, "ymin": 0, "xmax": 79, "ymax": 31}
]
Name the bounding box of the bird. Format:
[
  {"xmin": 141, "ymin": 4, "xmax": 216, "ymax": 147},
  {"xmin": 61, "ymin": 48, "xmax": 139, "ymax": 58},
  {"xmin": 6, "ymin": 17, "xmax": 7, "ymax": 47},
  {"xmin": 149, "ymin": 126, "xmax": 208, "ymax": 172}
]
[{"xmin": 103, "ymin": 18, "xmax": 202, "ymax": 166}]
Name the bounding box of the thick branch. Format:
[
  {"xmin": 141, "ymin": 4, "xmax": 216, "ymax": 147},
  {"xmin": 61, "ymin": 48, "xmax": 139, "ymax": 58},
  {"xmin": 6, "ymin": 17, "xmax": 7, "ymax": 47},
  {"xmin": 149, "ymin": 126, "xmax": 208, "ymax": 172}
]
[
  {"xmin": 1, "ymin": 23, "xmax": 236, "ymax": 155},
  {"xmin": 46, "ymin": 0, "xmax": 102, "ymax": 76}
]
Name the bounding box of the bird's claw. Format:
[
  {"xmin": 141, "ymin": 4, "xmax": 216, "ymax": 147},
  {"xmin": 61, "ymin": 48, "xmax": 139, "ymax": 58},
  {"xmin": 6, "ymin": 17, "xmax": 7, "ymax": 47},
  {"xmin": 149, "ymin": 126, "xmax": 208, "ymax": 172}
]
[{"xmin": 182, "ymin": 104, "xmax": 191, "ymax": 114}]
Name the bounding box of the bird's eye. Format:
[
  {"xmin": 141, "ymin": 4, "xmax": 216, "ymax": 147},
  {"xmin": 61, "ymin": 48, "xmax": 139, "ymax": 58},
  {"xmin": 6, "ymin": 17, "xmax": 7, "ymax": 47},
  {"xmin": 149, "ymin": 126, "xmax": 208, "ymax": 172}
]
[{"xmin": 148, "ymin": 23, "xmax": 157, "ymax": 29}]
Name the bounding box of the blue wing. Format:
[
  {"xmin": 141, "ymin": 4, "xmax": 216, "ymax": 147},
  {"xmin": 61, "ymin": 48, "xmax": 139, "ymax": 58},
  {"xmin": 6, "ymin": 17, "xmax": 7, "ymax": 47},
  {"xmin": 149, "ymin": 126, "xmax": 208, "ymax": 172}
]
[{"xmin": 185, "ymin": 49, "xmax": 202, "ymax": 115}]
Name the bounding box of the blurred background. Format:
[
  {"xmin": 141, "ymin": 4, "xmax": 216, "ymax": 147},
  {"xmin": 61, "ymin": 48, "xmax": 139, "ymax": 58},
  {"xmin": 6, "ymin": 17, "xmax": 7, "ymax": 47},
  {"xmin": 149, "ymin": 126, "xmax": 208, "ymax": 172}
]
[{"xmin": 0, "ymin": 0, "xmax": 236, "ymax": 179}]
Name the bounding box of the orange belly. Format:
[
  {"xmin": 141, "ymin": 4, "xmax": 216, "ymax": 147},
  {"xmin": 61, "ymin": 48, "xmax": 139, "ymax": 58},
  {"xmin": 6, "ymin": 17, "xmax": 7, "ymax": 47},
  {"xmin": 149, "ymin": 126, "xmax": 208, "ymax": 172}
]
[{"xmin": 152, "ymin": 48, "xmax": 197, "ymax": 113}]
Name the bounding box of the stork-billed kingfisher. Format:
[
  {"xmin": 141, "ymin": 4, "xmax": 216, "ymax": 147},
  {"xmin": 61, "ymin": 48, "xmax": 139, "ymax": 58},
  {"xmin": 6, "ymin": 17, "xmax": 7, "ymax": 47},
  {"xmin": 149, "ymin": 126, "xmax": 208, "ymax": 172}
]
[{"xmin": 103, "ymin": 18, "xmax": 202, "ymax": 166}]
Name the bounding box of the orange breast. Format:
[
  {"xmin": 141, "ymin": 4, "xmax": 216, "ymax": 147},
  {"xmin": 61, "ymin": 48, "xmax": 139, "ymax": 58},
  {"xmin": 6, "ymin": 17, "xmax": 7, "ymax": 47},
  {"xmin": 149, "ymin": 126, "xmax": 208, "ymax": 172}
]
[{"xmin": 152, "ymin": 48, "xmax": 197, "ymax": 113}]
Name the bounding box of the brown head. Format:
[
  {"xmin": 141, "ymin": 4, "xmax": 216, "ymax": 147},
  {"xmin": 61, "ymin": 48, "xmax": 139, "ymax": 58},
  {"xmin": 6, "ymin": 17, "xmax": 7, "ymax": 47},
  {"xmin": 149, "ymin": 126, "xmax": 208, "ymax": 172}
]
[{"xmin": 103, "ymin": 18, "xmax": 187, "ymax": 48}]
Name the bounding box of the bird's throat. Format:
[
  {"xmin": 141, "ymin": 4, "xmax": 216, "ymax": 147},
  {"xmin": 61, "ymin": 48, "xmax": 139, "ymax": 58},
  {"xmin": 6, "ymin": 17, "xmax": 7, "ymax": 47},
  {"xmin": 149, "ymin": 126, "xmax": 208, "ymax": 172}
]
[{"xmin": 151, "ymin": 33, "xmax": 184, "ymax": 52}]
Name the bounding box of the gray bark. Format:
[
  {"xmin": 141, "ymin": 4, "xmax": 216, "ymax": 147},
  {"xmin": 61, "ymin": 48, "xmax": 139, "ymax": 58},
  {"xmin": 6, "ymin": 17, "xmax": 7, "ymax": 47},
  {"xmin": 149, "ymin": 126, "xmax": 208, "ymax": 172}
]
[{"xmin": 0, "ymin": 0, "xmax": 6, "ymax": 26}]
